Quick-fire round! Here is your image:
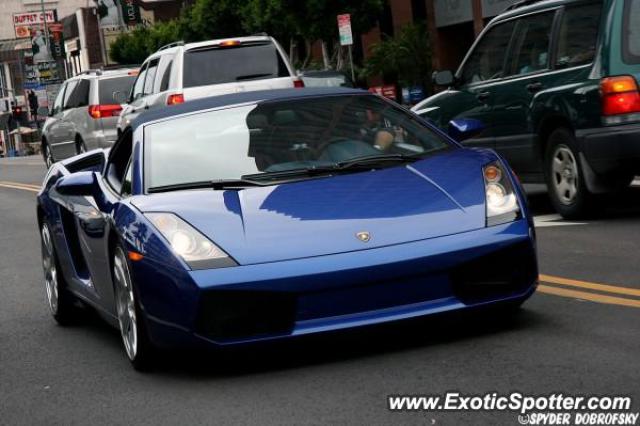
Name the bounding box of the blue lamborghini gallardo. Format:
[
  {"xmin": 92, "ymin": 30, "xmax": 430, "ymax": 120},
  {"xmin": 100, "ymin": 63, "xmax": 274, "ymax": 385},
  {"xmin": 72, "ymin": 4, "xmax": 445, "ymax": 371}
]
[{"xmin": 37, "ymin": 88, "xmax": 537, "ymax": 370}]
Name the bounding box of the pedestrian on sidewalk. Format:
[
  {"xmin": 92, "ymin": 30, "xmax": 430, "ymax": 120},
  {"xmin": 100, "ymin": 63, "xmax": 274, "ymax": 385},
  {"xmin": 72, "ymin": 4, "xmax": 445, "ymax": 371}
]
[{"xmin": 28, "ymin": 90, "xmax": 39, "ymax": 127}]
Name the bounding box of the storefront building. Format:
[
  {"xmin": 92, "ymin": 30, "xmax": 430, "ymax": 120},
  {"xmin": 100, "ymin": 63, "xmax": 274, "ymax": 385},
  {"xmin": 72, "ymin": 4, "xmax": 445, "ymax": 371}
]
[{"xmin": 360, "ymin": 0, "xmax": 519, "ymax": 82}]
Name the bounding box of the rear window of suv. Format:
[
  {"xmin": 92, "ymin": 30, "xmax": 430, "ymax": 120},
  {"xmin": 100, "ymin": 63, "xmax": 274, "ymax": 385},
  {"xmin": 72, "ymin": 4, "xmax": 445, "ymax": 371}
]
[
  {"xmin": 183, "ymin": 42, "xmax": 290, "ymax": 88},
  {"xmin": 623, "ymin": 0, "xmax": 640, "ymax": 64},
  {"xmin": 99, "ymin": 76, "xmax": 136, "ymax": 104}
]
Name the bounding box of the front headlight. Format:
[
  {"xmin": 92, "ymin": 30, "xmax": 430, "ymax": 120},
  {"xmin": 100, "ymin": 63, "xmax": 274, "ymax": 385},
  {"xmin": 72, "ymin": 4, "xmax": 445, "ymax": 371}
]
[
  {"xmin": 146, "ymin": 213, "xmax": 237, "ymax": 269},
  {"xmin": 483, "ymin": 162, "xmax": 520, "ymax": 226}
]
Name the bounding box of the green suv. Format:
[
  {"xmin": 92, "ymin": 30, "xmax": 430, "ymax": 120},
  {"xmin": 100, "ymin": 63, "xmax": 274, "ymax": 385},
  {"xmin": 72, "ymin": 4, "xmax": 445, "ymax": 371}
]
[{"xmin": 413, "ymin": 0, "xmax": 640, "ymax": 218}]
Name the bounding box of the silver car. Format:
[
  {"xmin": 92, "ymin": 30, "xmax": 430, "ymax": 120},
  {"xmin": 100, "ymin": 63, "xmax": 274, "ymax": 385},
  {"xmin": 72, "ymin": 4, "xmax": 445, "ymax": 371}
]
[
  {"xmin": 41, "ymin": 68, "xmax": 137, "ymax": 167},
  {"xmin": 117, "ymin": 35, "xmax": 302, "ymax": 133}
]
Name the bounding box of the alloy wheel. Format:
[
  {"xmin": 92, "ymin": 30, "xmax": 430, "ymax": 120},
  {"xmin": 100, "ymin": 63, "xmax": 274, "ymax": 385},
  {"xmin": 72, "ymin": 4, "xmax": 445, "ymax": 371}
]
[
  {"xmin": 41, "ymin": 224, "xmax": 59, "ymax": 314},
  {"xmin": 44, "ymin": 144, "xmax": 53, "ymax": 168},
  {"xmin": 113, "ymin": 249, "xmax": 138, "ymax": 361},
  {"xmin": 551, "ymin": 145, "xmax": 579, "ymax": 205},
  {"xmin": 76, "ymin": 140, "xmax": 86, "ymax": 155}
]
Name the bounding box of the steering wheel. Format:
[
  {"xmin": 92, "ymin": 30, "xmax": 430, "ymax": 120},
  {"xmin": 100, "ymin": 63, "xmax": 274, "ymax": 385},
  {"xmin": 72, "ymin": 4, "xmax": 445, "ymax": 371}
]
[
  {"xmin": 317, "ymin": 137, "xmax": 381, "ymax": 162},
  {"xmin": 315, "ymin": 136, "xmax": 351, "ymax": 156}
]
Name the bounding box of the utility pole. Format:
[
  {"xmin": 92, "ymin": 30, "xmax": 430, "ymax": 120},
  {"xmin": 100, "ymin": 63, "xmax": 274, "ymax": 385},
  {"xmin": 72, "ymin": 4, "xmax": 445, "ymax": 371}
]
[{"xmin": 40, "ymin": 0, "xmax": 51, "ymax": 59}]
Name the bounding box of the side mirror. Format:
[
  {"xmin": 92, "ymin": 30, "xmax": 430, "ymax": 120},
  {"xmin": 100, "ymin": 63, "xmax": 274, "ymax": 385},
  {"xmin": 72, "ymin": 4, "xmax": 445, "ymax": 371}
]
[
  {"xmin": 433, "ymin": 70, "xmax": 455, "ymax": 87},
  {"xmin": 113, "ymin": 91, "xmax": 128, "ymax": 104},
  {"xmin": 55, "ymin": 171, "xmax": 96, "ymax": 196},
  {"xmin": 448, "ymin": 118, "xmax": 485, "ymax": 142}
]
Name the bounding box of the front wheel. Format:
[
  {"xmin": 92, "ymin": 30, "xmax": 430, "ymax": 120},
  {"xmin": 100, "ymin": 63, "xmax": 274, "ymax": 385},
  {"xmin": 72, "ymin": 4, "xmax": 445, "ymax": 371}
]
[
  {"xmin": 112, "ymin": 246, "xmax": 156, "ymax": 371},
  {"xmin": 544, "ymin": 128, "xmax": 594, "ymax": 219},
  {"xmin": 41, "ymin": 222, "xmax": 78, "ymax": 325}
]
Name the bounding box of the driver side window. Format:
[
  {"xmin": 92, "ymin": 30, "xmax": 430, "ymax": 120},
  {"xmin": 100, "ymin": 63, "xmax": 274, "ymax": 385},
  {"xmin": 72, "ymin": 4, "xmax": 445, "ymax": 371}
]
[
  {"xmin": 106, "ymin": 130, "xmax": 133, "ymax": 194},
  {"xmin": 121, "ymin": 160, "xmax": 133, "ymax": 197},
  {"xmin": 130, "ymin": 63, "xmax": 149, "ymax": 102},
  {"xmin": 52, "ymin": 84, "xmax": 66, "ymax": 115},
  {"xmin": 461, "ymin": 20, "xmax": 516, "ymax": 85}
]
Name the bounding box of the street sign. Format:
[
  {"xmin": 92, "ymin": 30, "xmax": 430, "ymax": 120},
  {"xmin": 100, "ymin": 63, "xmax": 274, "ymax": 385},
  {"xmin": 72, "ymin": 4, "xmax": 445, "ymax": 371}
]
[
  {"xmin": 13, "ymin": 10, "xmax": 56, "ymax": 38},
  {"xmin": 23, "ymin": 52, "xmax": 62, "ymax": 87},
  {"xmin": 120, "ymin": 0, "xmax": 142, "ymax": 26},
  {"xmin": 47, "ymin": 23, "xmax": 66, "ymax": 60},
  {"xmin": 337, "ymin": 14, "xmax": 353, "ymax": 46}
]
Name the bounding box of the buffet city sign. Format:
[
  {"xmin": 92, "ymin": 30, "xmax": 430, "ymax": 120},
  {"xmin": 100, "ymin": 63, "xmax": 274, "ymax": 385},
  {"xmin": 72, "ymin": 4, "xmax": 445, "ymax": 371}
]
[{"xmin": 13, "ymin": 10, "xmax": 56, "ymax": 38}]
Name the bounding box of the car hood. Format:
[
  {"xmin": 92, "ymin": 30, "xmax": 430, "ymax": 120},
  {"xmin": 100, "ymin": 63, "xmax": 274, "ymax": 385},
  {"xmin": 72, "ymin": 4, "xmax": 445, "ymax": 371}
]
[{"xmin": 132, "ymin": 149, "xmax": 495, "ymax": 265}]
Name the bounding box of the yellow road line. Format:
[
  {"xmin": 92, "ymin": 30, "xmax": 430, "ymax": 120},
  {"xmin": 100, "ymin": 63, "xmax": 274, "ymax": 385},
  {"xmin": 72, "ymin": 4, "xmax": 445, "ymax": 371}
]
[
  {"xmin": 0, "ymin": 180, "xmax": 41, "ymax": 189},
  {"xmin": 540, "ymin": 274, "xmax": 640, "ymax": 298},
  {"xmin": 538, "ymin": 284, "xmax": 640, "ymax": 308},
  {"xmin": 0, "ymin": 182, "xmax": 40, "ymax": 193}
]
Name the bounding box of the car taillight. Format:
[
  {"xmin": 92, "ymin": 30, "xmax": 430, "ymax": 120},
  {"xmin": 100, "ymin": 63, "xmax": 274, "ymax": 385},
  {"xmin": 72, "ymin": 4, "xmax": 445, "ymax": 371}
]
[
  {"xmin": 167, "ymin": 93, "xmax": 184, "ymax": 105},
  {"xmin": 601, "ymin": 76, "xmax": 640, "ymax": 124},
  {"xmin": 88, "ymin": 104, "xmax": 122, "ymax": 119},
  {"xmin": 293, "ymin": 79, "xmax": 305, "ymax": 88}
]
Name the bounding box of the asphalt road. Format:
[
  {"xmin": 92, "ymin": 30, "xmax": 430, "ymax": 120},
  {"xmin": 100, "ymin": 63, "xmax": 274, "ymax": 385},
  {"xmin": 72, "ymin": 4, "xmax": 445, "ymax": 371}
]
[{"xmin": 1, "ymin": 156, "xmax": 639, "ymax": 425}]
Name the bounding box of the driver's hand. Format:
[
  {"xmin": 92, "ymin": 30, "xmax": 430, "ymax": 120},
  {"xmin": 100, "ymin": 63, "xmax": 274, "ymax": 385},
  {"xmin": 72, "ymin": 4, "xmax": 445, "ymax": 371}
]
[{"xmin": 373, "ymin": 130, "xmax": 394, "ymax": 151}]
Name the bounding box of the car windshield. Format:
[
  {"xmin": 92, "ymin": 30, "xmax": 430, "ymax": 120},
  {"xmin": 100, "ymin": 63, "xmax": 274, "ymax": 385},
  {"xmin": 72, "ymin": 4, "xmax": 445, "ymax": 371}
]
[
  {"xmin": 144, "ymin": 95, "xmax": 453, "ymax": 191},
  {"xmin": 183, "ymin": 42, "xmax": 290, "ymax": 88},
  {"xmin": 99, "ymin": 76, "xmax": 136, "ymax": 104}
]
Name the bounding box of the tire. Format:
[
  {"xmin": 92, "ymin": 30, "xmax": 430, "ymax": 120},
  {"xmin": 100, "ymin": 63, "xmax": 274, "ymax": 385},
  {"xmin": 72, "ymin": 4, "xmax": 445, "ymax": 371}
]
[
  {"xmin": 40, "ymin": 222, "xmax": 79, "ymax": 325},
  {"xmin": 75, "ymin": 137, "xmax": 87, "ymax": 155},
  {"xmin": 112, "ymin": 246, "xmax": 156, "ymax": 371},
  {"xmin": 42, "ymin": 140, "xmax": 54, "ymax": 168},
  {"xmin": 544, "ymin": 128, "xmax": 595, "ymax": 219}
]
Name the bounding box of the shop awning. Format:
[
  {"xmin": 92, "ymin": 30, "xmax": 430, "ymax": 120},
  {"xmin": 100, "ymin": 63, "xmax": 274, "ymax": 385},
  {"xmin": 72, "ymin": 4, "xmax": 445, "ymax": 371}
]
[{"xmin": 0, "ymin": 39, "xmax": 31, "ymax": 62}]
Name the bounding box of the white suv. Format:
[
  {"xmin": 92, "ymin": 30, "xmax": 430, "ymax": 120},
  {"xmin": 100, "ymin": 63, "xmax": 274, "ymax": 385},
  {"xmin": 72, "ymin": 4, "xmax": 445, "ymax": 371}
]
[{"xmin": 117, "ymin": 35, "xmax": 302, "ymax": 133}]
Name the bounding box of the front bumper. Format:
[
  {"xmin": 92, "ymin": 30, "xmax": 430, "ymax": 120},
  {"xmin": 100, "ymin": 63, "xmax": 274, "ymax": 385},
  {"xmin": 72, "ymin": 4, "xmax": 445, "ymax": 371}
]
[
  {"xmin": 136, "ymin": 219, "xmax": 537, "ymax": 349},
  {"xmin": 578, "ymin": 121, "xmax": 640, "ymax": 175}
]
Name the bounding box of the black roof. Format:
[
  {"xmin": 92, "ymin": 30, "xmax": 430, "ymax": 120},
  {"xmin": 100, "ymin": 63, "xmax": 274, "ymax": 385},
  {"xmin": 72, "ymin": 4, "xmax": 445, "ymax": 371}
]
[{"xmin": 130, "ymin": 87, "xmax": 368, "ymax": 130}]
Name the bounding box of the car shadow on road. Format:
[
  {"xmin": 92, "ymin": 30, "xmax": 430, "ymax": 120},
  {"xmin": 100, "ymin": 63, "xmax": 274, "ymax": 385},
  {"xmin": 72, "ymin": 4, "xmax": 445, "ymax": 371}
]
[
  {"xmin": 526, "ymin": 185, "xmax": 640, "ymax": 219},
  {"xmin": 146, "ymin": 303, "xmax": 554, "ymax": 378}
]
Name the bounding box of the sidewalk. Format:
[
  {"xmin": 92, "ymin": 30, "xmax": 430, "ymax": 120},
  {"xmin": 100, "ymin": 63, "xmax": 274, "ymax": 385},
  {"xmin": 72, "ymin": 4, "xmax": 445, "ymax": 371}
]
[{"xmin": 0, "ymin": 155, "xmax": 44, "ymax": 167}]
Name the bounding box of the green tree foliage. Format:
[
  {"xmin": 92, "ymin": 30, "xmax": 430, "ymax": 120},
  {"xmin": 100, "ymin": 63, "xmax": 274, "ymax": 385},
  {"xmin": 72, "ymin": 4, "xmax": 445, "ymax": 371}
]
[
  {"xmin": 364, "ymin": 22, "xmax": 432, "ymax": 90},
  {"xmin": 110, "ymin": 0, "xmax": 386, "ymax": 69},
  {"xmin": 241, "ymin": 0, "xmax": 384, "ymax": 41},
  {"xmin": 110, "ymin": 20, "xmax": 181, "ymax": 64},
  {"xmin": 241, "ymin": 0, "xmax": 384, "ymax": 69},
  {"xmin": 241, "ymin": 0, "xmax": 298, "ymax": 41},
  {"xmin": 179, "ymin": 0, "xmax": 247, "ymax": 42}
]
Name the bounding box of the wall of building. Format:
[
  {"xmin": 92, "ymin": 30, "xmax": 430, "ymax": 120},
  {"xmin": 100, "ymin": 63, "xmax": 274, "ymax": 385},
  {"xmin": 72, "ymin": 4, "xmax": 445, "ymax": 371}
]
[
  {"xmin": 358, "ymin": 0, "xmax": 519, "ymax": 88},
  {"xmin": 0, "ymin": 0, "xmax": 94, "ymax": 41}
]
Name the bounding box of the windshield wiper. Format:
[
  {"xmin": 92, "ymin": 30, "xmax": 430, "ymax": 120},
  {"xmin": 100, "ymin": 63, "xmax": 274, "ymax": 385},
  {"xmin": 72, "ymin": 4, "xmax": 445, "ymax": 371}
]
[
  {"xmin": 242, "ymin": 165, "xmax": 340, "ymax": 182},
  {"xmin": 334, "ymin": 153, "xmax": 420, "ymax": 169},
  {"xmin": 242, "ymin": 154, "xmax": 422, "ymax": 182},
  {"xmin": 148, "ymin": 179, "xmax": 265, "ymax": 193}
]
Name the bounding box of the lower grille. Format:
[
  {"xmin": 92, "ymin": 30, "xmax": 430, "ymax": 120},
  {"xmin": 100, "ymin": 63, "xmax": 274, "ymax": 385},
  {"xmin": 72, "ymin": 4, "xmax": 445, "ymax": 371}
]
[
  {"xmin": 196, "ymin": 291, "xmax": 296, "ymax": 342},
  {"xmin": 450, "ymin": 241, "xmax": 537, "ymax": 304}
]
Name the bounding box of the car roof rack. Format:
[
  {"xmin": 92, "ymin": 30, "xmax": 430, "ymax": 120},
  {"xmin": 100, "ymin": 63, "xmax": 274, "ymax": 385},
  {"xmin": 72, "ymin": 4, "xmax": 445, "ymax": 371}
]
[
  {"xmin": 158, "ymin": 41, "xmax": 184, "ymax": 51},
  {"xmin": 503, "ymin": 0, "xmax": 545, "ymax": 12},
  {"xmin": 78, "ymin": 69, "xmax": 102, "ymax": 76},
  {"xmin": 102, "ymin": 63, "xmax": 140, "ymax": 71},
  {"xmin": 251, "ymin": 32, "xmax": 269, "ymax": 37}
]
